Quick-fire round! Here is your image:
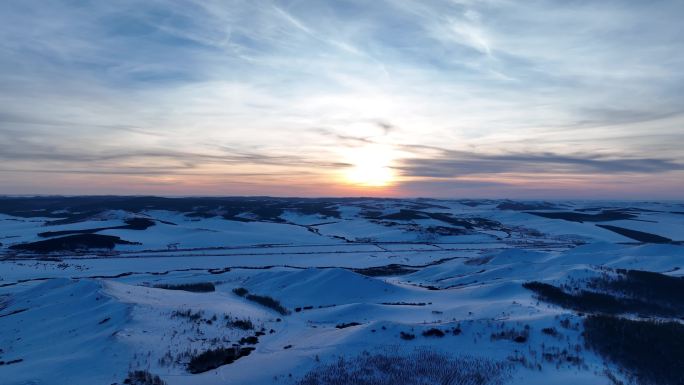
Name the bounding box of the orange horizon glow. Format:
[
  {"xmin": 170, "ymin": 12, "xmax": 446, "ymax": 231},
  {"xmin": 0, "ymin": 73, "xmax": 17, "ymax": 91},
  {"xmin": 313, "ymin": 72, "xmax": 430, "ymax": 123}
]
[
  {"xmin": 3, "ymin": 166, "xmax": 684, "ymax": 200},
  {"xmin": 340, "ymin": 144, "xmax": 398, "ymax": 188}
]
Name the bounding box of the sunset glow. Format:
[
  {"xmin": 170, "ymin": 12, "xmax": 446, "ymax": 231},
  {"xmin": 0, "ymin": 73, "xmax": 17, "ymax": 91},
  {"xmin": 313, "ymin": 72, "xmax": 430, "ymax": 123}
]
[
  {"xmin": 0, "ymin": 1, "xmax": 682, "ymax": 198},
  {"xmin": 343, "ymin": 145, "xmax": 397, "ymax": 187}
]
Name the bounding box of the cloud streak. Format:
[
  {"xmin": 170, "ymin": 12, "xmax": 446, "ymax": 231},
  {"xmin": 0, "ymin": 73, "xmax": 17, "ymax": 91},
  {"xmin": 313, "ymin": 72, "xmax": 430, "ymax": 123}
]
[
  {"xmin": 0, "ymin": 0, "xmax": 683, "ymax": 197},
  {"xmin": 397, "ymin": 150, "xmax": 684, "ymax": 178}
]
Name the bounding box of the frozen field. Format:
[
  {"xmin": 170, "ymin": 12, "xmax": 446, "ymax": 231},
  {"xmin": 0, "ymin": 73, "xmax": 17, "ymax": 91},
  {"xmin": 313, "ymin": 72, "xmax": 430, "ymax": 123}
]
[{"xmin": 1, "ymin": 197, "xmax": 683, "ymax": 385}]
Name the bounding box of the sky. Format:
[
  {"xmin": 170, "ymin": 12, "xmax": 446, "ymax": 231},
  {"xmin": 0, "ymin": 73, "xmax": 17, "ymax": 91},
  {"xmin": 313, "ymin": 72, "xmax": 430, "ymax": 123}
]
[{"xmin": 0, "ymin": 0, "xmax": 683, "ymax": 199}]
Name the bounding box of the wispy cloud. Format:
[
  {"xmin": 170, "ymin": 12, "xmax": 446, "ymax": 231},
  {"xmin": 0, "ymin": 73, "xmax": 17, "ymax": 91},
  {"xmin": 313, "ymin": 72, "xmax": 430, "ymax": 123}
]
[
  {"xmin": 397, "ymin": 149, "xmax": 684, "ymax": 178},
  {"xmin": 0, "ymin": 0, "xmax": 683, "ymax": 197}
]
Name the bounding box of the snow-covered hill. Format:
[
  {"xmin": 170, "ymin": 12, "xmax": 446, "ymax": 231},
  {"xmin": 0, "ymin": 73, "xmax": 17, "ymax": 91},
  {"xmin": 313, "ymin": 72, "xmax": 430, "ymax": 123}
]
[{"xmin": 1, "ymin": 197, "xmax": 683, "ymax": 385}]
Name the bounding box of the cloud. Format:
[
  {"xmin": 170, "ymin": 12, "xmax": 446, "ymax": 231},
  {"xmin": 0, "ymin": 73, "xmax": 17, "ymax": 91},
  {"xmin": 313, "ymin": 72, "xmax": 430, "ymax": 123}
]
[
  {"xmin": 0, "ymin": 128, "xmax": 348, "ymax": 176},
  {"xmin": 397, "ymin": 149, "xmax": 684, "ymax": 178},
  {"xmin": 0, "ymin": 0, "xmax": 683, "ymax": 197}
]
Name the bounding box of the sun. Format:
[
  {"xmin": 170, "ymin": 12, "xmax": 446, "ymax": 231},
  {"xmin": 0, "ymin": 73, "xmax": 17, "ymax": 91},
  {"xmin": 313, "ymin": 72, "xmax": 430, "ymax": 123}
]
[{"xmin": 342, "ymin": 145, "xmax": 396, "ymax": 187}]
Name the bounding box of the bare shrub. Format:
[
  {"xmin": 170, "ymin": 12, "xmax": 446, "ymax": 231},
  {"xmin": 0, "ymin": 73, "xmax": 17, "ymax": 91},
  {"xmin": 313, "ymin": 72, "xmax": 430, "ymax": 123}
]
[
  {"xmin": 187, "ymin": 346, "xmax": 255, "ymax": 374},
  {"xmin": 232, "ymin": 287, "xmax": 288, "ymax": 315},
  {"xmin": 226, "ymin": 316, "xmax": 254, "ymax": 330},
  {"xmin": 154, "ymin": 282, "xmax": 215, "ymax": 292},
  {"xmin": 422, "ymin": 328, "xmax": 445, "ymax": 337},
  {"xmin": 171, "ymin": 309, "xmax": 203, "ymax": 322},
  {"xmin": 123, "ymin": 370, "xmax": 166, "ymax": 385},
  {"xmin": 336, "ymin": 322, "xmax": 361, "ymax": 329},
  {"xmin": 239, "ymin": 335, "xmax": 259, "ymax": 344},
  {"xmin": 233, "ymin": 287, "xmax": 248, "ymax": 297},
  {"xmin": 399, "ymin": 331, "xmax": 415, "ymax": 340},
  {"xmin": 490, "ymin": 325, "xmax": 529, "ymax": 343},
  {"xmin": 296, "ymin": 349, "xmax": 511, "ymax": 385}
]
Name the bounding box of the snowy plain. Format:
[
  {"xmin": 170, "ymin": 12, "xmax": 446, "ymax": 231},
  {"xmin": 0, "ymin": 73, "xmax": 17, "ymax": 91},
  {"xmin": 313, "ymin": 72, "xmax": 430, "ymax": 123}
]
[{"xmin": 0, "ymin": 197, "xmax": 683, "ymax": 385}]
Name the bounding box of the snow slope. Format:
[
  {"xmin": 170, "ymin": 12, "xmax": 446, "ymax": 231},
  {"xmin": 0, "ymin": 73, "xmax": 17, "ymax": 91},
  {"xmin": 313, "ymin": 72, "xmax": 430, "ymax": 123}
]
[{"xmin": 1, "ymin": 198, "xmax": 683, "ymax": 385}]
